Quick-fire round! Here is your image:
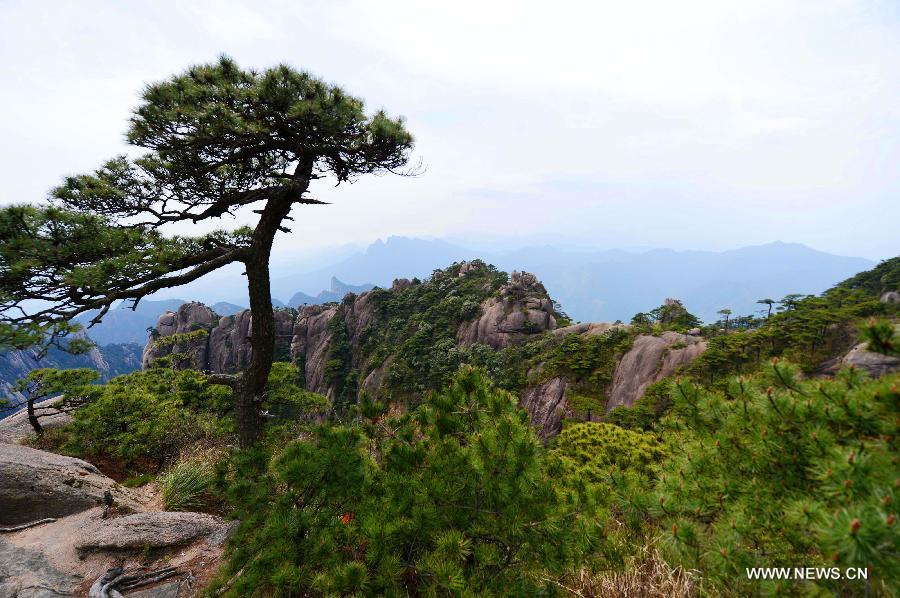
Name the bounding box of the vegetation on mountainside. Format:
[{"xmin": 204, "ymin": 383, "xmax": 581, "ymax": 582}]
[
  {"xmin": 354, "ymin": 261, "xmax": 507, "ymax": 397},
  {"xmin": 689, "ymin": 282, "xmax": 896, "ymax": 384},
  {"xmin": 6, "ymin": 242, "xmax": 896, "ymax": 595},
  {"xmin": 631, "ymin": 298, "xmax": 702, "ymax": 333},
  {"xmin": 649, "ymin": 362, "xmax": 899, "ymax": 595},
  {"xmin": 0, "ymin": 56, "xmax": 414, "ymax": 446},
  {"xmin": 209, "ymin": 368, "xmax": 605, "ymax": 596}
]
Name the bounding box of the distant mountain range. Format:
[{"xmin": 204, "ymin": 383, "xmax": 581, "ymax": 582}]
[
  {"xmin": 25, "ymin": 238, "xmax": 879, "ymax": 348},
  {"xmin": 262, "ymin": 237, "xmax": 875, "ymax": 323},
  {"xmin": 288, "ymin": 277, "xmax": 375, "ymax": 308}
]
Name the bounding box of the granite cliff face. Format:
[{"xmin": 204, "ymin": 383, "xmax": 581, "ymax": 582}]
[
  {"xmin": 142, "ymin": 302, "xmax": 295, "ymax": 373},
  {"xmin": 605, "ymin": 331, "xmax": 707, "ymax": 412},
  {"xmin": 142, "ymin": 263, "xmax": 709, "ymax": 438}
]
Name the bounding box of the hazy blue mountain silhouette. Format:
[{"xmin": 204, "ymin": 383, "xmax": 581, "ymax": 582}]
[
  {"xmin": 288, "ymin": 277, "xmax": 375, "ymax": 307},
  {"xmin": 269, "ymin": 237, "xmax": 873, "ymax": 323}
]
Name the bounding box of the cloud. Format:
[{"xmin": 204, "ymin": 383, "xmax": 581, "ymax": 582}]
[{"xmin": 0, "ymin": 0, "xmax": 897, "ymax": 260}]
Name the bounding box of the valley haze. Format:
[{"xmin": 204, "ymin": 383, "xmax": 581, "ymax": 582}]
[{"xmin": 151, "ymin": 236, "xmax": 875, "ymax": 325}]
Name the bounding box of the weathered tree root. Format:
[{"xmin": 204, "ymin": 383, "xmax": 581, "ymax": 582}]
[
  {"xmin": 0, "ymin": 517, "xmax": 56, "ymax": 532},
  {"xmin": 89, "ymin": 566, "xmax": 181, "ymax": 598}
]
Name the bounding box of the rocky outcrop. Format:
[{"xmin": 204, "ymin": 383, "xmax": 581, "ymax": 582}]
[
  {"xmin": 75, "ymin": 512, "xmax": 233, "ymax": 552},
  {"xmin": 838, "ymin": 343, "xmax": 900, "ymax": 377},
  {"xmin": 880, "ymin": 291, "xmax": 900, "ymax": 304},
  {"xmin": 0, "ymin": 398, "xmax": 72, "ymax": 445},
  {"xmin": 605, "ymin": 332, "xmax": 707, "ymax": 412},
  {"xmin": 142, "ymin": 302, "xmax": 218, "ymax": 369},
  {"xmin": 457, "ymin": 271, "xmax": 558, "ymax": 349},
  {"xmin": 0, "ymin": 443, "xmax": 140, "ymax": 525},
  {"xmin": 518, "ymin": 377, "xmax": 569, "ymax": 439},
  {"xmin": 516, "ymin": 329, "xmax": 707, "ymax": 437},
  {"xmin": 290, "ymin": 304, "xmax": 340, "ymax": 396},
  {"xmin": 143, "ymin": 302, "xmax": 295, "ymax": 374},
  {"xmin": 0, "ymin": 445, "xmax": 232, "ymax": 597}
]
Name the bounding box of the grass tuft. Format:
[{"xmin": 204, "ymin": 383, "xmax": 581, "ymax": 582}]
[{"xmin": 159, "ymin": 456, "xmax": 215, "ymax": 511}]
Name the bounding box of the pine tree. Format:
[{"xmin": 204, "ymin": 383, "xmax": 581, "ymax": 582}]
[{"xmin": 0, "ymin": 56, "xmax": 414, "ymax": 446}]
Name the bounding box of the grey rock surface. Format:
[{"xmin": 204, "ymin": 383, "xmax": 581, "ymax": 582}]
[
  {"xmin": 0, "ymin": 538, "xmax": 80, "ymax": 598},
  {"xmin": 0, "ymin": 443, "xmax": 140, "ymax": 525},
  {"xmin": 880, "ymin": 291, "xmax": 900, "ymax": 304},
  {"xmin": 605, "ymin": 332, "xmax": 707, "ymax": 412},
  {"xmin": 143, "ymin": 302, "xmax": 294, "ymax": 374},
  {"xmin": 75, "ymin": 512, "xmax": 230, "ymax": 552},
  {"xmin": 457, "ymin": 271, "xmax": 558, "ymax": 349},
  {"xmin": 518, "ymin": 377, "xmax": 569, "ymax": 439},
  {"xmin": 0, "ymin": 398, "xmax": 72, "ymax": 445},
  {"xmin": 840, "ymin": 342, "xmax": 900, "ymax": 377}
]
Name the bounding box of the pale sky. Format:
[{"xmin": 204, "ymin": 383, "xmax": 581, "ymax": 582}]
[{"xmin": 1, "ymin": 0, "xmax": 898, "ymax": 259}]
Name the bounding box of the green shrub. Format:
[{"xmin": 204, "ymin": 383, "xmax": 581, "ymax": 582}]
[
  {"xmin": 121, "ymin": 473, "xmax": 155, "ymax": 488},
  {"xmin": 648, "ymin": 361, "xmax": 899, "ymax": 594},
  {"xmin": 212, "ymin": 367, "xmax": 606, "ymax": 596},
  {"xmin": 550, "ymin": 422, "xmax": 664, "ymax": 481}
]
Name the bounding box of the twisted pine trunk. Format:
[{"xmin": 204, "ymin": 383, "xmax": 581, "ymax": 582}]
[{"xmin": 234, "ymin": 165, "xmax": 312, "ymax": 448}]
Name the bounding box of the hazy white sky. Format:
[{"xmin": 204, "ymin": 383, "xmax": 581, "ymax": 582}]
[{"xmin": 1, "ymin": 0, "xmax": 898, "ymax": 259}]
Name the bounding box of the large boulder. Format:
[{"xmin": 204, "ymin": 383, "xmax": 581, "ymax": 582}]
[
  {"xmin": 840, "ymin": 343, "xmax": 900, "ymax": 378},
  {"xmin": 605, "ymin": 332, "xmax": 706, "ymax": 412},
  {"xmin": 0, "ymin": 443, "xmax": 140, "ymax": 525},
  {"xmin": 457, "ymin": 271, "xmax": 558, "ymax": 349},
  {"xmin": 0, "ymin": 538, "xmax": 80, "ymax": 598},
  {"xmin": 880, "ymin": 291, "xmax": 900, "ymax": 304}
]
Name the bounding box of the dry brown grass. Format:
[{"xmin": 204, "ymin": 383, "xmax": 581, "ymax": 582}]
[{"xmin": 551, "ymin": 548, "xmax": 702, "ymax": 598}]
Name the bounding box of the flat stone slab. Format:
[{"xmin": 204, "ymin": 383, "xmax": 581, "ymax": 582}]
[
  {"xmin": 0, "ymin": 538, "xmax": 80, "ymax": 598},
  {"xmin": 75, "ymin": 512, "xmax": 230, "ymax": 552}
]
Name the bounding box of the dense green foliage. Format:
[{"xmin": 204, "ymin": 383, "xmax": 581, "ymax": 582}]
[
  {"xmin": 689, "ymin": 284, "xmax": 897, "ymax": 383},
  {"xmin": 159, "ymin": 455, "xmax": 217, "ymax": 511},
  {"xmin": 631, "ymin": 299, "xmax": 701, "ymax": 333},
  {"xmin": 351, "ymin": 261, "xmax": 507, "ymax": 397},
  {"xmin": 650, "ymin": 362, "xmax": 899, "ymax": 594},
  {"xmin": 63, "ymin": 362, "xmax": 324, "ymax": 467},
  {"xmin": 64, "ymin": 367, "xmax": 230, "ymax": 464},
  {"xmin": 550, "ymin": 422, "xmax": 663, "ymax": 479},
  {"xmin": 211, "ymin": 368, "xmax": 605, "ymax": 596}
]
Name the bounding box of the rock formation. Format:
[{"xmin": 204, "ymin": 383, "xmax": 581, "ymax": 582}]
[
  {"xmin": 141, "ymin": 271, "xmax": 710, "ymax": 438},
  {"xmin": 605, "ymin": 332, "xmax": 707, "ymax": 412},
  {"xmin": 457, "ymin": 271, "xmax": 558, "ymax": 349},
  {"xmin": 880, "ymin": 291, "xmax": 900, "ymax": 304},
  {"xmin": 518, "ymin": 377, "xmax": 569, "ymax": 439},
  {"xmin": 74, "ymin": 511, "xmax": 232, "ymax": 552},
  {"xmin": 824, "ymin": 342, "xmax": 900, "ymax": 378},
  {"xmin": 143, "ymin": 302, "xmax": 295, "ymax": 373},
  {"xmin": 290, "ymin": 304, "xmax": 340, "ymax": 397},
  {"xmin": 0, "ymin": 443, "xmax": 140, "ymax": 526},
  {"xmin": 516, "ymin": 330, "xmax": 707, "ymax": 439},
  {"xmin": 0, "ymin": 443, "xmax": 233, "ymax": 597}
]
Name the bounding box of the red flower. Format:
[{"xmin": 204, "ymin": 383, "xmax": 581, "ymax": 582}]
[{"xmin": 341, "ymin": 511, "xmax": 355, "ymax": 525}]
